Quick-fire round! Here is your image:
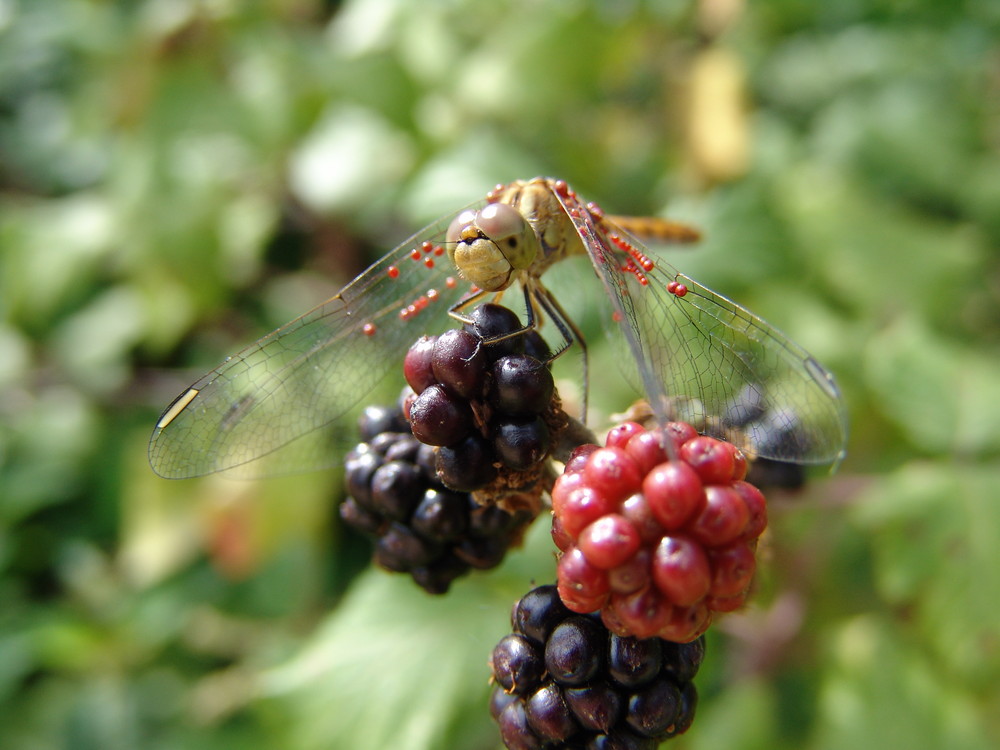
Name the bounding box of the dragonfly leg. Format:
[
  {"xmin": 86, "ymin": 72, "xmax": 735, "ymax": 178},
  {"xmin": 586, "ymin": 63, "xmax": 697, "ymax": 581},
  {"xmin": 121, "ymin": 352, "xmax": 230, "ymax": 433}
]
[
  {"xmin": 446, "ymin": 288, "xmax": 493, "ymax": 325},
  {"xmin": 448, "ymin": 280, "xmax": 589, "ymax": 422},
  {"xmin": 533, "ymin": 283, "xmax": 588, "ymax": 423},
  {"xmin": 446, "ymin": 284, "xmax": 536, "ymax": 347}
]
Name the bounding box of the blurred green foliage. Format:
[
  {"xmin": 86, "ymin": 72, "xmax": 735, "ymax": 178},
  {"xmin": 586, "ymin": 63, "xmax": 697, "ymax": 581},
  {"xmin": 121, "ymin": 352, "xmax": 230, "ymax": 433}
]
[{"xmin": 2, "ymin": 0, "xmax": 999, "ymax": 748}]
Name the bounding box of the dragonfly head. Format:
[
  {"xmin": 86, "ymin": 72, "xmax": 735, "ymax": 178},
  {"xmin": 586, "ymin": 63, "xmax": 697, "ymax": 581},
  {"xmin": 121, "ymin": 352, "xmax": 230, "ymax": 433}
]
[{"xmin": 446, "ymin": 203, "xmax": 541, "ymax": 291}]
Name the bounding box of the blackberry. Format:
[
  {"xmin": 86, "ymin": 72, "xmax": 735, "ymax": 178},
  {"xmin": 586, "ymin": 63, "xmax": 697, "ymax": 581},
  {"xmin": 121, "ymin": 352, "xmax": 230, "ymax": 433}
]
[
  {"xmin": 408, "ymin": 384, "xmax": 474, "ymax": 446},
  {"xmin": 491, "ymin": 355, "xmax": 555, "ymax": 415},
  {"xmin": 403, "ymin": 335, "xmax": 438, "ymax": 394},
  {"xmin": 721, "ymin": 386, "xmax": 807, "ymax": 490},
  {"xmin": 746, "ymin": 452, "xmax": 807, "ymax": 491},
  {"xmin": 402, "ymin": 302, "xmax": 566, "ymax": 502},
  {"xmin": 411, "ymin": 488, "xmax": 469, "ymax": 541},
  {"xmin": 526, "ymin": 683, "xmax": 579, "ymax": 743},
  {"xmin": 544, "ymin": 616, "xmax": 606, "ymax": 686},
  {"xmin": 493, "ymin": 633, "xmax": 547, "ymax": 695},
  {"xmin": 358, "ymin": 404, "xmax": 410, "ymax": 440},
  {"xmin": 463, "ymin": 303, "xmax": 525, "ymax": 358},
  {"xmin": 340, "ymin": 400, "xmax": 534, "ymax": 593},
  {"xmin": 512, "ymin": 584, "xmax": 572, "ymax": 645},
  {"xmin": 435, "ymin": 435, "xmax": 499, "ymax": 492},
  {"xmin": 490, "ymin": 584, "xmax": 705, "ymax": 748},
  {"xmin": 551, "ymin": 421, "xmax": 769, "ymax": 641},
  {"xmin": 369, "ymin": 460, "xmax": 423, "ymax": 520},
  {"xmin": 431, "ymin": 328, "xmax": 489, "ymax": 399},
  {"xmin": 494, "ymin": 417, "xmax": 552, "ymax": 472}
]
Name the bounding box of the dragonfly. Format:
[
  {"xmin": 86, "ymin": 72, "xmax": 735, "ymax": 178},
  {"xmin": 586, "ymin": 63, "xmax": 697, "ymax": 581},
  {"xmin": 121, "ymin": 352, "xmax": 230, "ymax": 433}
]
[{"xmin": 149, "ymin": 177, "xmax": 847, "ymax": 479}]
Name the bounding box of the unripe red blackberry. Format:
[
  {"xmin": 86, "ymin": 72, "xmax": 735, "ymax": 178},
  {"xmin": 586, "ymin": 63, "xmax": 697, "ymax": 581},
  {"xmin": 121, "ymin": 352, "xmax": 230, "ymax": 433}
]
[
  {"xmin": 340, "ymin": 400, "xmax": 533, "ymax": 593},
  {"xmin": 551, "ymin": 421, "xmax": 768, "ymax": 642},
  {"xmin": 490, "ymin": 585, "xmax": 704, "ymax": 748}
]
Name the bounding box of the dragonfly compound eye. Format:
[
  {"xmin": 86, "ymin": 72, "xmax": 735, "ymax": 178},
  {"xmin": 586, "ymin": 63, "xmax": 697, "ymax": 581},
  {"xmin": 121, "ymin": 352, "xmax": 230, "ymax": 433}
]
[
  {"xmin": 446, "ymin": 203, "xmax": 541, "ymax": 292},
  {"xmin": 475, "ymin": 203, "xmax": 537, "ymax": 272},
  {"xmin": 446, "ymin": 209, "xmax": 478, "ymax": 246}
]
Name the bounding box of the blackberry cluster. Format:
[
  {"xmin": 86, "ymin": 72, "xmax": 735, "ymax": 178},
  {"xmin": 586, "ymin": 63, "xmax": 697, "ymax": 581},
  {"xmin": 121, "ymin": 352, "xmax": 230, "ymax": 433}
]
[
  {"xmin": 490, "ymin": 585, "xmax": 703, "ymax": 749},
  {"xmin": 341, "ymin": 402, "xmax": 534, "ymax": 594},
  {"xmin": 551, "ymin": 421, "xmax": 768, "ymax": 641},
  {"xmin": 403, "ymin": 303, "xmax": 562, "ymax": 495}
]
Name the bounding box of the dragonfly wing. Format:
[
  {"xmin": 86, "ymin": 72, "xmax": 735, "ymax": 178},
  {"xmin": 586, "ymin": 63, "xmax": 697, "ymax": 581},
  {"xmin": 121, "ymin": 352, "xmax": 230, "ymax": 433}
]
[
  {"xmin": 648, "ymin": 269, "xmax": 847, "ymax": 463},
  {"xmin": 553, "ymin": 189, "xmax": 847, "ymax": 465},
  {"xmin": 148, "ymin": 208, "xmax": 485, "ymax": 479}
]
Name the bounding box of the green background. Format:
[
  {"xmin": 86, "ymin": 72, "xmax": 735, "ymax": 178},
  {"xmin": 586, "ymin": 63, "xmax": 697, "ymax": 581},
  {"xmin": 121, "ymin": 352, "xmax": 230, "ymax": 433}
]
[{"xmin": 2, "ymin": 1, "xmax": 998, "ymax": 748}]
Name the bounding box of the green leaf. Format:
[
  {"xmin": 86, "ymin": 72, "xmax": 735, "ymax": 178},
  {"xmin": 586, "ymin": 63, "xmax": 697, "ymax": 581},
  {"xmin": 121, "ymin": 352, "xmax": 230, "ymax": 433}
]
[
  {"xmin": 854, "ymin": 462, "xmax": 1000, "ymax": 689},
  {"xmin": 684, "ymin": 678, "xmax": 782, "ymax": 750},
  {"xmin": 262, "ymin": 570, "xmax": 501, "ymax": 750},
  {"xmin": 864, "ymin": 317, "xmax": 1000, "ymax": 456},
  {"xmin": 776, "ymin": 170, "xmax": 983, "ymax": 330},
  {"xmin": 288, "ymin": 106, "xmax": 415, "ymax": 215},
  {"xmin": 813, "ymin": 615, "xmax": 993, "ymax": 750},
  {"xmin": 262, "ymin": 520, "xmax": 555, "ymax": 750}
]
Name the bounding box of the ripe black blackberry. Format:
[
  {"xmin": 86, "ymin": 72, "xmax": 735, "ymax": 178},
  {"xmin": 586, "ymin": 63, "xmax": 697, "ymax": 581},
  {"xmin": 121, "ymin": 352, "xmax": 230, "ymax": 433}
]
[
  {"xmin": 404, "ymin": 303, "xmax": 565, "ymax": 500},
  {"xmin": 490, "ymin": 585, "xmax": 704, "ymax": 749},
  {"xmin": 720, "ymin": 386, "xmax": 807, "ymax": 490},
  {"xmin": 340, "ymin": 399, "xmax": 534, "ymax": 594}
]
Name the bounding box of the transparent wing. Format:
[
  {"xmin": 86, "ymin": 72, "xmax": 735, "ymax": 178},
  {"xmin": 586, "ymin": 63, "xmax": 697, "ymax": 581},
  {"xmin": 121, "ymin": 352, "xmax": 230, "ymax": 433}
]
[
  {"xmin": 553, "ymin": 189, "xmax": 848, "ymax": 465},
  {"xmin": 148, "ymin": 206, "xmax": 487, "ymax": 479}
]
